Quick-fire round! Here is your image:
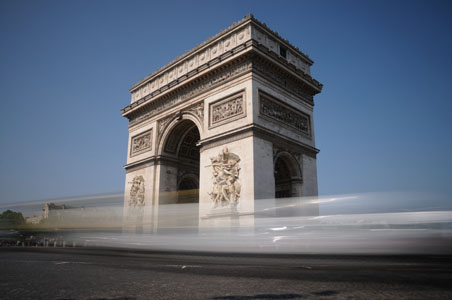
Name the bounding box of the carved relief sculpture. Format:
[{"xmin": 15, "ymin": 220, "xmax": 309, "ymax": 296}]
[
  {"xmin": 187, "ymin": 101, "xmax": 204, "ymax": 123},
  {"xmin": 127, "ymin": 60, "xmax": 252, "ymax": 126},
  {"xmin": 210, "ymin": 91, "xmax": 245, "ymax": 127},
  {"xmin": 158, "ymin": 114, "xmax": 175, "ymax": 137},
  {"xmin": 209, "ymin": 147, "xmax": 241, "ymax": 207},
  {"xmin": 129, "ymin": 175, "xmax": 145, "ymax": 207},
  {"xmin": 260, "ymin": 93, "xmax": 311, "ymax": 136},
  {"xmin": 130, "ymin": 129, "xmax": 152, "ymax": 157}
]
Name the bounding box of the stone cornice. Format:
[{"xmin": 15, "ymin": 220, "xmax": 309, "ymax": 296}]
[
  {"xmin": 250, "ymin": 16, "xmax": 313, "ymax": 65},
  {"xmin": 251, "ymin": 50, "xmax": 321, "ymax": 107},
  {"xmin": 122, "ymin": 48, "xmax": 322, "ymax": 127},
  {"xmin": 135, "ymin": 14, "xmax": 314, "ymax": 89},
  {"xmin": 124, "ymin": 156, "xmax": 155, "ymax": 171},
  {"xmin": 125, "ymin": 122, "xmax": 319, "ymax": 171},
  {"xmin": 124, "ymin": 54, "xmax": 253, "ymax": 126},
  {"xmin": 131, "ymin": 15, "xmax": 249, "ymax": 91},
  {"xmin": 130, "ymin": 16, "xmax": 253, "ymax": 94},
  {"xmin": 127, "ymin": 15, "xmax": 318, "ymax": 105},
  {"xmin": 252, "ymin": 125, "xmax": 319, "ymax": 158},
  {"xmin": 198, "ymin": 123, "xmax": 319, "ymax": 156},
  {"xmin": 252, "ymin": 42, "xmax": 322, "ymax": 92},
  {"xmin": 122, "ymin": 41, "xmax": 253, "ymax": 118},
  {"xmin": 124, "ymin": 154, "xmax": 198, "ymax": 171}
]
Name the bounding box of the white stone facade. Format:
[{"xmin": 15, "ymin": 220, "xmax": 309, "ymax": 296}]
[{"xmin": 122, "ymin": 15, "xmax": 322, "ymax": 232}]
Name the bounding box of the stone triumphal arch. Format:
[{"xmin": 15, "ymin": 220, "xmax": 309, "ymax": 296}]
[{"xmin": 121, "ymin": 15, "xmax": 323, "ymax": 231}]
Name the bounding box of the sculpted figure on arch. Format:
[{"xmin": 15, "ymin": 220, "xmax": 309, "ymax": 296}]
[
  {"xmin": 209, "ymin": 147, "xmax": 241, "ymax": 208},
  {"xmin": 129, "ymin": 175, "xmax": 145, "ymax": 208}
]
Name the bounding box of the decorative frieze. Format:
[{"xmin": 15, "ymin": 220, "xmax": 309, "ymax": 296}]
[
  {"xmin": 259, "ymin": 92, "xmax": 311, "ymax": 136},
  {"xmin": 252, "ymin": 55, "xmax": 315, "ymax": 104},
  {"xmin": 209, "ymin": 91, "xmax": 246, "ymax": 128},
  {"xmin": 126, "ymin": 53, "xmax": 321, "ymax": 128},
  {"xmin": 130, "ymin": 22, "xmax": 252, "ymax": 103},
  {"xmin": 130, "ymin": 129, "xmax": 153, "ymax": 157},
  {"xmin": 128, "ymin": 15, "xmax": 318, "ymax": 104},
  {"xmin": 128, "ymin": 59, "xmax": 252, "ymax": 127},
  {"xmin": 209, "ymin": 147, "xmax": 241, "ymax": 208}
]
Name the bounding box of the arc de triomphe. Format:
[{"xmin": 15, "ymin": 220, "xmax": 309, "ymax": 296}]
[{"xmin": 121, "ymin": 15, "xmax": 323, "ymax": 232}]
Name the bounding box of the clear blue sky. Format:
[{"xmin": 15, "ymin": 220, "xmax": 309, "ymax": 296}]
[{"xmin": 1, "ymin": 0, "xmax": 451, "ymax": 205}]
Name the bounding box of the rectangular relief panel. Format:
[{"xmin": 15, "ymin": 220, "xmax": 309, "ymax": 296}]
[
  {"xmin": 259, "ymin": 91, "xmax": 311, "ymax": 136},
  {"xmin": 209, "ymin": 90, "xmax": 246, "ymax": 128},
  {"xmin": 130, "ymin": 129, "xmax": 153, "ymax": 157}
]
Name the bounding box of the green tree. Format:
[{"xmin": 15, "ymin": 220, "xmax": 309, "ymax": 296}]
[{"xmin": 0, "ymin": 210, "xmax": 25, "ymax": 228}]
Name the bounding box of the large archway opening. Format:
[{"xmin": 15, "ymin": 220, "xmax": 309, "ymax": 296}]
[
  {"xmin": 164, "ymin": 120, "xmax": 200, "ymax": 203},
  {"xmin": 159, "ymin": 119, "xmax": 200, "ymax": 230},
  {"xmin": 175, "ymin": 124, "xmax": 200, "ymax": 204}
]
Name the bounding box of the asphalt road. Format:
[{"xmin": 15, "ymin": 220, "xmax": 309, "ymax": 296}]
[{"xmin": 1, "ymin": 247, "xmax": 452, "ymax": 300}]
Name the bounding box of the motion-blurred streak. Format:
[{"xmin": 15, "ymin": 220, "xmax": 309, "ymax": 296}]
[{"xmin": 2, "ymin": 192, "xmax": 451, "ymax": 254}]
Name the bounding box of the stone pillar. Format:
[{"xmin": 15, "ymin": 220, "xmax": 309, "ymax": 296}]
[
  {"xmin": 154, "ymin": 162, "xmax": 178, "ymax": 231},
  {"xmin": 123, "ymin": 165, "xmax": 156, "ymax": 233},
  {"xmin": 253, "ymin": 137, "xmax": 275, "ymax": 200},
  {"xmin": 199, "ymin": 136, "xmax": 255, "ymax": 229}
]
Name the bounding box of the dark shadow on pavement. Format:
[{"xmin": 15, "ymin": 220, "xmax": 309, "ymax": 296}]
[
  {"xmin": 312, "ymin": 290, "xmax": 338, "ymax": 296},
  {"xmin": 58, "ymin": 298, "xmax": 136, "ymax": 300},
  {"xmin": 212, "ymin": 294, "xmax": 303, "ymax": 299},
  {"xmin": 90, "ymin": 298, "xmax": 137, "ymax": 300}
]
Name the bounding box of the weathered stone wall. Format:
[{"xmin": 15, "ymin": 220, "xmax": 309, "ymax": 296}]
[{"xmin": 123, "ymin": 165, "xmax": 155, "ymax": 232}]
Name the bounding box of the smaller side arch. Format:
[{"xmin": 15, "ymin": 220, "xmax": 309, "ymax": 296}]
[
  {"xmin": 178, "ymin": 173, "xmax": 199, "ymax": 190},
  {"xmin": 273, "ymin": 151, "xmax": 303, "ymax": 198},
  {"xmin": 273, "ymin": 151, "xmax": 302, "ymax": 179}
]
